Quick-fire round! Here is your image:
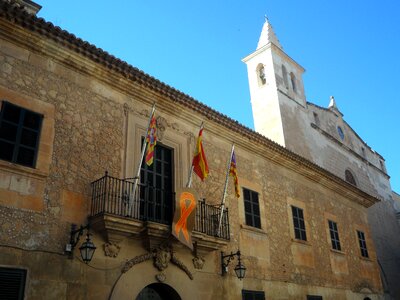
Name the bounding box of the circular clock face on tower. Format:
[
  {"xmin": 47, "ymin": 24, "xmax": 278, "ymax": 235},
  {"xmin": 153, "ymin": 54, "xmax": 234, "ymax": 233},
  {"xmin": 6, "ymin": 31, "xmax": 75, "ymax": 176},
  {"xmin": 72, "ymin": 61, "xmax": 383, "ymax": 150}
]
[{"xmin": 337, "ymin": 126, "xmax": 344, "ymax": 140}]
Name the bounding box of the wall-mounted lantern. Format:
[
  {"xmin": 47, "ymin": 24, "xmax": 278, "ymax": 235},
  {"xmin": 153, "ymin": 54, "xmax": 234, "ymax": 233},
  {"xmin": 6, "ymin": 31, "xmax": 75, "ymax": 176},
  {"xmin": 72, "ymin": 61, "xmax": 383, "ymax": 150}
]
[
  {"xmin": 221, "ymin": 250, "xmax": 246, "ymax": 280},
  {"xmin": 65, "ymin": 224, "xmax": 96, "ymax": 264}
]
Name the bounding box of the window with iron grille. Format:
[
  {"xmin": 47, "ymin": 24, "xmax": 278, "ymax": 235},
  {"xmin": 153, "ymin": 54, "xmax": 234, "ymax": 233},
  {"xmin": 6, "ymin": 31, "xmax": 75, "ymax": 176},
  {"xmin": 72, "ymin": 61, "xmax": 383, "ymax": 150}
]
[
  {"xmin": 328, "ymin": 220, "xmax": 341, "ymax": 251},
  {"xmin": 291, "ymin": 206, "xmax": 307, "ymax": 241},
  {"xmin": 0, "ymin": 101, "xmax": 43, "ymax": 167},
  {"xmin": 243, "ymin": 188, "xmax": 261, "ymax": 229},
  {"xmin": 242, "ymin": 289, "xmax": 265, "ymax": 300},
  {"xmin": 140, "ymin": 142, "xmax": 174, "ymax": 224},
  {"xmin": 0, "ymin": 267, "xmax": 27, "ymax": 300},
  {"xmin": 357, "ymin": 230, "xmax": 369, "ymax": 258}
]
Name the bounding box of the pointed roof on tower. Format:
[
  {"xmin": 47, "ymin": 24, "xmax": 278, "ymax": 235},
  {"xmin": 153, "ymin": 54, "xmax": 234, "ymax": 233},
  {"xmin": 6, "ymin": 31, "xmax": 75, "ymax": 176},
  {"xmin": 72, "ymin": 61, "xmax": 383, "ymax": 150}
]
[{"xmin": 257, "ymin": 16, "xmax": 283, "ymax": 50}]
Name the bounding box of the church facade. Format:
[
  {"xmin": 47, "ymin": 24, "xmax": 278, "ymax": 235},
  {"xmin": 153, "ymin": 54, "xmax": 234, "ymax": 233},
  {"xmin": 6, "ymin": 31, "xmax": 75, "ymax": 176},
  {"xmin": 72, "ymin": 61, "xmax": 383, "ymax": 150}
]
[
  {"xmin": 243, "ymin": 20, "xmax": 400, "ymax": 299},
  {"xmin": 0, "ymin": 1, "xmax": 392, "ymax": 299}
]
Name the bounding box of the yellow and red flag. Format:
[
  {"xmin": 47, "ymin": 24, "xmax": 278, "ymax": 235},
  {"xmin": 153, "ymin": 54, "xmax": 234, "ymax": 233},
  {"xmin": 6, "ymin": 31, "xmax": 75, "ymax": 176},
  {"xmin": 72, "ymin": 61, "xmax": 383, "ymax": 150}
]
[
  {"xmin": 145, "ymin": 112, "xmax": 157, "ymax": 166},
  {"xmin": 192, "ymin": 127, "xmax": 209, "ymax": 181},
  {"xmin": 229, "ymin": 150, "xmax": 240, "ymax": 198}
]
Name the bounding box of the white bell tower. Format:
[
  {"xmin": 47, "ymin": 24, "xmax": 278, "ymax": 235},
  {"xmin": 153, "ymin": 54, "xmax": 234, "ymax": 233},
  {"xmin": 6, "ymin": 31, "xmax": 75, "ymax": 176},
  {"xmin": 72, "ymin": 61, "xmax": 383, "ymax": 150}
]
[{"xmin": 242, "ymin": 18, "xmax": 306, "ymax": 149}]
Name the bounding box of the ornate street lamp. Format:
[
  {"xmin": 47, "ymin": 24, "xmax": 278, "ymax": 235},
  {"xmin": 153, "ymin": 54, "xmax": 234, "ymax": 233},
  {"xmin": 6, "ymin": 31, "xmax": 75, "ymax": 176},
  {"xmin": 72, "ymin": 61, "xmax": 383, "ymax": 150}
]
[
  {"xmin": 65, "ymin": 224, "xmax": 96, "ymax": 264},
  {"xmin": 221, "ymin": 250, "xmax": 246, "ymax": 280}
]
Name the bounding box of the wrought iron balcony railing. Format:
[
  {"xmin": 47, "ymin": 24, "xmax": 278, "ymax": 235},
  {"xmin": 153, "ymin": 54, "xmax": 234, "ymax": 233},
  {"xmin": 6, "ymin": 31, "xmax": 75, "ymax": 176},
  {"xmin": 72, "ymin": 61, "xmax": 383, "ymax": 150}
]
[{"xmin": 90, "ymin": 172, "xmax": 230, "ymax": 240}]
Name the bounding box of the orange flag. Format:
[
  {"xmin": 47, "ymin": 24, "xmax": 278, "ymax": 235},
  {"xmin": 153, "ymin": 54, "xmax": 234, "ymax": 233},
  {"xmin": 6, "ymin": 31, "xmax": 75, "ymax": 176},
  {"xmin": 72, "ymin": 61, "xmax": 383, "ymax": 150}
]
[
  {"xmin": 192, "ymin": 127, "xmax": 209, "ymax": 181},
  {"xmin": 145, "ymin": 112, "xmax": 157, "ymax": 166}
]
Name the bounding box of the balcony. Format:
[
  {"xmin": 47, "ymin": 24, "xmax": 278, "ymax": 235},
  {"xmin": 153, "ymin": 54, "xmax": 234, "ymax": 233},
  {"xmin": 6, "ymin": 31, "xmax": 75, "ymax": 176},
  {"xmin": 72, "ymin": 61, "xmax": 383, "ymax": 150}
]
[{"xmin": 89, "ymin": 172, "xmax": 230, "ymax": 253}]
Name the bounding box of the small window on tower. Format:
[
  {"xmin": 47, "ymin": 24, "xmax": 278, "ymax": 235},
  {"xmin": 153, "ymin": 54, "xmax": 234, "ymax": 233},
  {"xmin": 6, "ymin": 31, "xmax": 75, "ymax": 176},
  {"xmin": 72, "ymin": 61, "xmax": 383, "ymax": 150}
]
[
  {"xmin": 257, "ymin": 64, "xmax": 266, "ymax": 86},
  {"xmin": 361, "ymin": 147, "xmax": 366, "ymax": 158},
  {"xmin": 380, "ymin": 160, "xmax": 386, "ymax": 173},
  {"xmin": 290, "ymin": 72, "xmax": 297, "ymax": 93},
  {"xmin": 313, "ymin": 112, "xmax": 320, "ymax": 126},
  {"xmin": 282, "ymin": 65, "xmax": 289, "ymax": 88},
  {"xmin": 345, "ymin": 169, "xmax": 357, "ymax": 186}
]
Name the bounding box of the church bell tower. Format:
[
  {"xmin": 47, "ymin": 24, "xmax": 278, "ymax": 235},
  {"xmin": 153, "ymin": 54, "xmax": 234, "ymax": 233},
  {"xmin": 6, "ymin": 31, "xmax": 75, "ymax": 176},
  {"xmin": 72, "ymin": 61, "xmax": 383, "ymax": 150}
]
[{"xmin": 242, "ymin": 18, "xmax": 306, "ymax": 149}]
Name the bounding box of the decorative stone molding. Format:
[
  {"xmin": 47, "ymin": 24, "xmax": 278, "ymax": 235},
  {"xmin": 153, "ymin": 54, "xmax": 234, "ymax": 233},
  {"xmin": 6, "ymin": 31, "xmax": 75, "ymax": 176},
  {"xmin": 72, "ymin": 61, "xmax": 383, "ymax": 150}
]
[
  {"xmin": 121, "ymin": 245, "xmax": 193, "ymax": 280},
  {"xmin": 192, "ymin": 256, "xmax": 205, "ymax": 270},
  {"xmin": 155, "ymin": 272, "xmax": 166, "ymax": 282},
  {"xmin": 156, "ymin": 116, "xmax": 167, "ymax": 142},
  {"xmin": 123, "ymin": 103, "xmax": 130, "ymax": 116},
  {"xmin": 103, "ymin": 242, "xmax": 121, "ymax": 258},
  {"xmin": 153, "ymin": 245, "xmax": 171, "ymax": 271},
  {"xmin": 122, "ymin": 252, "xmax": 153, "ymax": 273}
]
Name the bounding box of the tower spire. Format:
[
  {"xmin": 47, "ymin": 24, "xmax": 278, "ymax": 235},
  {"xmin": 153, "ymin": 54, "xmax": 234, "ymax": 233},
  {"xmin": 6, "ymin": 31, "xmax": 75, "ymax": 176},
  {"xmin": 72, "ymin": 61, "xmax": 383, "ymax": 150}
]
[{"xmin": 257, "ymin": 17, "xmax": 283, "ymax": 50}]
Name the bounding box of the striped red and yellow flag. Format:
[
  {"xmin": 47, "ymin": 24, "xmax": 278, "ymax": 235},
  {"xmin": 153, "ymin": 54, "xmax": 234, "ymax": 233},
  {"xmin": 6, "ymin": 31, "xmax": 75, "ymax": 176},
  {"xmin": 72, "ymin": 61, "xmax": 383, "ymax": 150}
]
[
  {"xmin": 229, "ymin": 150, "xmax": 240, "ymax": 198},
  {"xmin": 145, "ymin": 112, "xmax": 157, "ymax": 166},
  {"xmin": 192, "ymin": 127, "xmax": 209, "ymax": 181}
]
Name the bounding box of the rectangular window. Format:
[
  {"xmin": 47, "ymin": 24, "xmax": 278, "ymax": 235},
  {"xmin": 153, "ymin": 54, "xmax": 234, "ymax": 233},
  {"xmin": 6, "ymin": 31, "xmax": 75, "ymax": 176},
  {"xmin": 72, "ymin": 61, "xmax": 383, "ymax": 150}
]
[
  {"xmin": 0, "ymin": 101, "xmax": 43, "ymax": 167},
  {"xmin": 0, "ymin": 267, "xmax": 27, "ymax": 300},
  {"xmin": 357, "ymin": 230, "xmax": 369, "ymax": 258},
  {"xmin": 307, "ymin": 296, "xmax": 323, "ymax": 300},
  {"xmin": 242, "ymin": 289, "xmax": 265, "ymax": 300},
  {"xmin": 140, "ymin": 141, "xmax": 174, "ymax": 224},
  {"xmin": 291, "ymin": 206, "xmax": 307, "ymax": 241},
  {"xmin": 243, "ymin": 188, "xmax": 261, "ymax": 228},
  {"xmin": 328, "ymin": 220, "xmax": 341, "ymax": 251}
]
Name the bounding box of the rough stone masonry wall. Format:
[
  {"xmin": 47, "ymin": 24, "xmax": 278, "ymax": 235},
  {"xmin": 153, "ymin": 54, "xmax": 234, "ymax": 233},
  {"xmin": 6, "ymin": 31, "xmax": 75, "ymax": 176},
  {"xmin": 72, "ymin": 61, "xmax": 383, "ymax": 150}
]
[
  {"xmin": 0, "ymin": 36, "xmax": 383, "ymax": 299},
  {"xmin": 0, "ymin": 39, "xmax": 124, "ymax": 252}
]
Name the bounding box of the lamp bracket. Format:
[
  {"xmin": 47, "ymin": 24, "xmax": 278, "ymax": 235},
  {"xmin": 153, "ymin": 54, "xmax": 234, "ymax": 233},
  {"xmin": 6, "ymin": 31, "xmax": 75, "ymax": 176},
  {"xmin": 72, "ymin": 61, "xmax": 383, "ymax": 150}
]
[
  {"xmin": 66, "ymin": 223, "xmax": 90, "ymax": 258},
  {"xmin": 221, "ymin": 250, "xmax": 241, "ymax": 275}
]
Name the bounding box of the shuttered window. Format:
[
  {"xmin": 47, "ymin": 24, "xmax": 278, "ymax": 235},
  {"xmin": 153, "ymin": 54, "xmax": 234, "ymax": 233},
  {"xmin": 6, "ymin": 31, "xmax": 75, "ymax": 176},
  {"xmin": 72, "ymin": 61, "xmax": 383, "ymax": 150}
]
[
  {"xmin": 0, "ymin": 267, "xmax": 27, "ymax": 300},
  {"xmin": 242, "ymin": 289, "xmax": 265, "ymax": 300}
]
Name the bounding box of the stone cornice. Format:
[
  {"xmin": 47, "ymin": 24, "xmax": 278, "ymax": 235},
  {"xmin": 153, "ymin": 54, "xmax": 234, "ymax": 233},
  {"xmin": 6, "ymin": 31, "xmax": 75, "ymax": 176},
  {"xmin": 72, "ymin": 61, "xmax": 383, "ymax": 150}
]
[{"xmin": 0, "ymin": 1, "xmax": 380, "ymax": 208}]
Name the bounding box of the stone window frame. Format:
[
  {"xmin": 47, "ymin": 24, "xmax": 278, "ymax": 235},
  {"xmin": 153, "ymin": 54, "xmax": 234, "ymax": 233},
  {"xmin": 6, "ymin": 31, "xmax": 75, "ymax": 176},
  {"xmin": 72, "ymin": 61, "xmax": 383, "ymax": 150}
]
[
  {"xmin": 291, "ymin": 205, "xmax": 307, "ymax": 241},
  {"xmin": 125, "ymin": 107, "xmax": 190, "ymax": 193},
  {"xmin": 328, "ymin": 219, "xmax": 341, "ymax": 251},
  {"xmin": 238, "ymin": 178, "xmax": 266, "ymax": 233},
  {"xmin": 356, "ymin": 230, "xmax": 369, "ymax": 258},
  {"xmin": 0, "ymin": 87, "xmax": 55, "ymax": 178},
  {"xmin": 287, "ymin": 198, "xmax": 311, "ymax": 244},
  {"xmin": 324, "ymin": 212, "xmax": 345, "ymax": 254},
  {"xmin": 242, "ymin": 187, "xmax": 261, "ymax": 229},
  {"xmin": 0, "ymin": 101, "xmax": 43, "ymax": 168}
]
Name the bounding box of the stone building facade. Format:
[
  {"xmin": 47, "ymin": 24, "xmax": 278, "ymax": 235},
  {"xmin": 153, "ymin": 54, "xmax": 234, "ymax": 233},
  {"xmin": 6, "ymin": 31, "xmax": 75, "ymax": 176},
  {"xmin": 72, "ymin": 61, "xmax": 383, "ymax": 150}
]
[
  {"xmin": 243, "ymin": 20, "xmax": 400, "ymax": 299},
  {"xmin": 0, "ymin": 1, "xmax": 386, "ymax": 299}
]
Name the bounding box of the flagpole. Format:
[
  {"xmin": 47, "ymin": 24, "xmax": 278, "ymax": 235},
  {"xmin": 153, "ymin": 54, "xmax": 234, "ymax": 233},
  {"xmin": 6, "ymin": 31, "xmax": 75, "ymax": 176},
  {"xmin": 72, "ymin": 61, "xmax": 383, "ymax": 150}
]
[
  {"xmin": 186, "ymin": 122, "xmax": 204, "ymax": 188},
  {"xmin": 216, "ymin": 143, "xmax": 234, "ymax": 236},
  {"xmin": 128, "ymin": 103, "xmax": 156, "ymax": 214}
]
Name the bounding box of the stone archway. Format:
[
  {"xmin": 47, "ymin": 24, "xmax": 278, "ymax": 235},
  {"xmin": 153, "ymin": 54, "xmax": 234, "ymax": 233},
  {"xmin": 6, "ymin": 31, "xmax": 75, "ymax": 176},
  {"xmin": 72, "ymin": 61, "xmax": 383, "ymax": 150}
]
[{"xmin": 136, "ymin": 283, "xmax": 181, "ymax": 300}]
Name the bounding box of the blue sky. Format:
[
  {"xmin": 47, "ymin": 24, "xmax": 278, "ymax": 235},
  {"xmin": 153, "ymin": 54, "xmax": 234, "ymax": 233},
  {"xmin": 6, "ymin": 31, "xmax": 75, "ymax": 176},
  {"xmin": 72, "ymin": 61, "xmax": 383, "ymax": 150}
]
[{"xmin": 36, "ymin": 0, "xmax": 400, "ymax": 192}]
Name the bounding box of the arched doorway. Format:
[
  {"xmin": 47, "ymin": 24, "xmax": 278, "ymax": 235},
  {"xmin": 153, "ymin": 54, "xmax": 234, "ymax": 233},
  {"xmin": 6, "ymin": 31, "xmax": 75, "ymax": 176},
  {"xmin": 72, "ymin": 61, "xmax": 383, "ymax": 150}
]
[{"xmin": 136, "ymin": 283, "xmax": 181, "ymax": 300}]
